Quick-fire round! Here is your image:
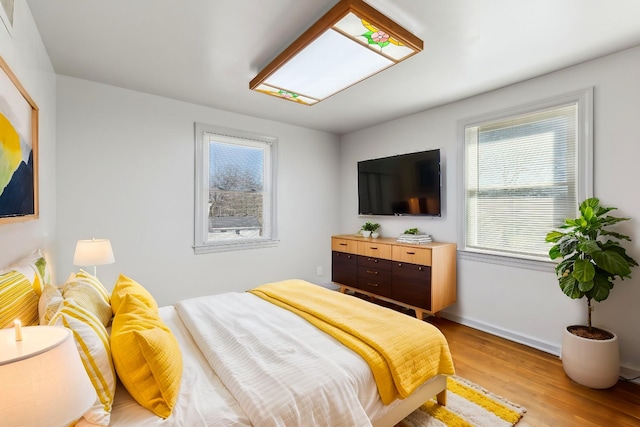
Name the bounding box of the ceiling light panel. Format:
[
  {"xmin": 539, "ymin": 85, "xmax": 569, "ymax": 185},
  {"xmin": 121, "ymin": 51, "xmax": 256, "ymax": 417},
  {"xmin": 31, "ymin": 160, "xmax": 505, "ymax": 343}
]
[{"xmin": 250, "ymin": 0, "xmax": 423, "ymax": 106}]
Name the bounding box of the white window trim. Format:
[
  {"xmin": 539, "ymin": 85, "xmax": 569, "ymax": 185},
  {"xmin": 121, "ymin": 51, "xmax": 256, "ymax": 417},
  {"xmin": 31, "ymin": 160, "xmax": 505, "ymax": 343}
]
[
  {"xmin": 194, "ymin": 123, "xmax": 279, "ymax": 254},
  {"xmin": 456, "ymin": 88, "xmax": 594, "ymax": 270}
]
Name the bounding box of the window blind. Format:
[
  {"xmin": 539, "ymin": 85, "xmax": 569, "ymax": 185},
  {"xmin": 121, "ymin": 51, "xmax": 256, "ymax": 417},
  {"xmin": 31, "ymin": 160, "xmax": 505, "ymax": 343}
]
[{"xmin": 464, "ymin": 104, "xmax": 578, "ymax": 259}]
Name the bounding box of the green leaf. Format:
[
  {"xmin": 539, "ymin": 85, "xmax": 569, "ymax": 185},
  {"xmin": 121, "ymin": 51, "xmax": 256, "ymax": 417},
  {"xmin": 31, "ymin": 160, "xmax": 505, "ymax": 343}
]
[
  {"xmin": 590, "ymin": 275, "xmax": 612, "ymax": 302},
  {"xmin": 557, "ymin": 237, "xmax": 578, "ymax": 257},
  {"xmin": 580, "ymin": 198, "xmax": 600, "ymax": 212},
  {"xmin": 583, "ymin": 206, "xmax": 594, "ymax": 221},
  {"xmin": 577, "ymin": 279, "xmax": 594, "ymax": 292},
  {"xmin": 556, "ymin": 257, "xmax": 574, "ymax": 274},
  {"xmin": 600, "ymin": 230, "xmax": 631, "ymax": 241},
  {"xmin": 573, "ymin": 259, "xmax": 595, "ymax": 282},
  {"xmin": 578, "ymin": 240, "xmax": 601, "ymax": 256},
  {"xmin": 559, "ymin": 276, "xmax": 583, "ymax": 299},
  {"xmin": 549, "ymin": 245, "xmax": 561, "ymax": 260},
  {"xmin": 565, "ymin": 218, "xmax": 580, "ymax": 227},
  {"xmin": 599, "ymin": 215, "xmax": 629, "ymax": 226},
  {"xmin": 592, "ymin": 250, "xmax": 632, "ymax": 277},
  {"xmin": 545, "ymin": 231, "xmax": 564, "ymax": 243}
]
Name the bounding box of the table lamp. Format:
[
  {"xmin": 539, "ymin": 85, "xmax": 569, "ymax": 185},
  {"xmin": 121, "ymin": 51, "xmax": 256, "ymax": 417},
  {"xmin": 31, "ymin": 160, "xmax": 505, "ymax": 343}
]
[
  {"xmin": 0, "ymin": 324, "xmax": 95, "ymax": 427},
  {"xmin": 73, "ymin": 237, "xmax": 115, "ymax": 277}
]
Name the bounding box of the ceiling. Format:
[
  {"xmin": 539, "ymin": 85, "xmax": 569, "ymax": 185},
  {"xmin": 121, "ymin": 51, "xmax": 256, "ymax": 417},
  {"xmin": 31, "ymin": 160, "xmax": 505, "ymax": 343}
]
[{"xmin": 26, "ymin": 0, "xmax": 640, "ymax": 135}]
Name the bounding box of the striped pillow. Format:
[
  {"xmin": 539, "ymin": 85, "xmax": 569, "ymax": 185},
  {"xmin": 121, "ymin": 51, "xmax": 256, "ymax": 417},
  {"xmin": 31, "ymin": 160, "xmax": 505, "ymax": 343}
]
[
  {"xmin": 63, "ymin": 270, "xmax": 112, "ymax": 327},
  {"xmin": 0, "ymin": 270, "xmax": 39, "ymax": 328},
  {"xmin": 49, "ymin": 299, "xmax": 116, "ymax": 427},
  {"xmin": 38, "ymin": 284, "xmax": 64, "ymax": 325},
  {"xmin": 8, "ymin": 249, "xmax": 52, "ymax": 296}
]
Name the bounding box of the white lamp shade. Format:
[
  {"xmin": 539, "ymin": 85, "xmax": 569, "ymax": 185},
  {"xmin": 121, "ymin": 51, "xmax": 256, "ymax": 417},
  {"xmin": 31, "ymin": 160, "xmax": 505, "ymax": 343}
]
[
  {"xmin": 73, "ymin": 238, "xmax": 115, "ymax": 266},
  {"xmin": 0, "ymin": 326, "xmax": 95, "ymax": 427}
]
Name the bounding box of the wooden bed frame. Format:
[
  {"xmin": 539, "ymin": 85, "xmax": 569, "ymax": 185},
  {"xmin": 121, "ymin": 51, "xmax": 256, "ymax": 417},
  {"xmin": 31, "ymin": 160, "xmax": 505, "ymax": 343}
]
[{"xmin": 373, "ymin": 374, "xmax": 447, "ymax": 427}]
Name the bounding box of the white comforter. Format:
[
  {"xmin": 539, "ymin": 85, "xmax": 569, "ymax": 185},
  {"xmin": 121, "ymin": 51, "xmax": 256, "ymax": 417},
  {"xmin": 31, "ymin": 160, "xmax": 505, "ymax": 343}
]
[
  {"xmin": 175, "ymin": 292, "xmax": 376, "ymax": 427},
  {"xmin": 110, "ymin": 292, "xmax": 402, "ymax": 426}
]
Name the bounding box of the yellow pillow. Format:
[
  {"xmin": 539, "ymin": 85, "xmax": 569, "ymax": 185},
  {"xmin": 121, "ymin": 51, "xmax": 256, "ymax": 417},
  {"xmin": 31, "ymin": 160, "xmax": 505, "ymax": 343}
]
[
  {"xmin": 111, "ymin": 274, "xmax": 158, "ymax": 315},
  {"xmin": 63, "ymin": 270, "xmax": 112, "ymax": 327},
  {"xmin": 0, "ymin": 270, "xmax": 39, "ymax": 328},
  {"xmin": 111, "ymin": 294, "xmax": 182, "ymax": 418},
  {"xmin": 49, "ymin": 299, "xmax": 116, "ymax": 427},
  {"xmin": 38, "ymin": 284, "xmax": 64, "ymax": 325}
]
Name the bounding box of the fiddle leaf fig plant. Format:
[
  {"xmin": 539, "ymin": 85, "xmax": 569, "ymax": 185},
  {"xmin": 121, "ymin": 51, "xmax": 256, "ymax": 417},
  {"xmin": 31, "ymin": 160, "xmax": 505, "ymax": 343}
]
[{"xmin": 545, "ymin": 198, "xmax": 638, "ymax": 329}]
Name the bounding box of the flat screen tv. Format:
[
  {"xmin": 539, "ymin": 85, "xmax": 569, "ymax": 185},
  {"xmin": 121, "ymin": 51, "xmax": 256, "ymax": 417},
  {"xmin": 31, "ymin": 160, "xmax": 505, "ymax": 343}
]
[{"xmin": 358, "ymin": 149, "xmax": 441, "ymax": 216}]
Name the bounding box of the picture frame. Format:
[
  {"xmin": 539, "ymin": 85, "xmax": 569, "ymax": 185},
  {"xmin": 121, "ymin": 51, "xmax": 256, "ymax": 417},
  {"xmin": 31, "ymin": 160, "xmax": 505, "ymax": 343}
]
[{"xmin": 0, "ymin": 56, "xmax": 39, "ymax": 224}]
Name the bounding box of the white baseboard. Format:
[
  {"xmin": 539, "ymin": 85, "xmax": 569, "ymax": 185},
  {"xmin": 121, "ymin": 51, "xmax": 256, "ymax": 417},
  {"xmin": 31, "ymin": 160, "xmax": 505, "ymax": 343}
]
[
  {"xmin": 441, "ymin": 312, "xmax": 561, "ymax": 356},
  {"xmin": 619, "ymin": 366, "xmax": 640, "ymax": 385},
  {"xmin": 440, "ymin": 312, "xmax": 640, "ymax": 385}
]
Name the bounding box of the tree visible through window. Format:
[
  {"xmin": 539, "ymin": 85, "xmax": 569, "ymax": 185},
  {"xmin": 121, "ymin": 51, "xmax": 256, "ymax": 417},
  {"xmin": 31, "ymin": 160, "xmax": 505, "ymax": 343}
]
[{"xmin": 194, "ymin": 124, "xmax": 277, "ymax": 253}]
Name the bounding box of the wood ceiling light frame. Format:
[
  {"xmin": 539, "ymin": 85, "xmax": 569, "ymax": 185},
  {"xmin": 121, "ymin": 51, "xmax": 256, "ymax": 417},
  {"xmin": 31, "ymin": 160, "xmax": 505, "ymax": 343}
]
[{"xmin": 250, "ymin": 0, "xmax": 423, "ymax": 105}]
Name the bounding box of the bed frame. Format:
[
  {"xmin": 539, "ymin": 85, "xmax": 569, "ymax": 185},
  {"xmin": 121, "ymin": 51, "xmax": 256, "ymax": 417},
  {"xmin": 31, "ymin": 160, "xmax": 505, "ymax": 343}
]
[{"xmin": 373, "ymin": 374, "xmax": 447, "ymax": 427}]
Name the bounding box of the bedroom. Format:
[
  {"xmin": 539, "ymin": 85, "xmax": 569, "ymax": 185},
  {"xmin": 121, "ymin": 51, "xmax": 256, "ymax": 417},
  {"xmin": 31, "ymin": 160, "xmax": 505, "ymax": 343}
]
[{"xmin": 1, "ymin": 0, "xmax": 640, "ymax": 425}]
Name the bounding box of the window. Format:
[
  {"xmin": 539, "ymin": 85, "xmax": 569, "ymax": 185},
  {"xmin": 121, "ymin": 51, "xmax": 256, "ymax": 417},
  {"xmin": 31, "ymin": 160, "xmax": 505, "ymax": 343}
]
[
  {"xmin": 194, "ymin": 123, "xmax": 277, "ymax": 253},
  {"xmin": 458, "ymin": 89, "xmax": 593, "ymax": 268}
]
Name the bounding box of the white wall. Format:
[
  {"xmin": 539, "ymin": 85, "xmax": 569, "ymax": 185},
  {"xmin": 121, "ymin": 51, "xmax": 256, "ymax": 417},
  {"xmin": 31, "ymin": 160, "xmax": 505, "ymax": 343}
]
[
  {"xmin": 0, "ymin": 1, "xmax": 57, "ymax": 271},
  {"xmin": 340, "ymin": 46, "xmax": 640, "ymax": 374},
  {"xmin": 55, "ymin": 76, "xmax": 341, "ymax": 306}
]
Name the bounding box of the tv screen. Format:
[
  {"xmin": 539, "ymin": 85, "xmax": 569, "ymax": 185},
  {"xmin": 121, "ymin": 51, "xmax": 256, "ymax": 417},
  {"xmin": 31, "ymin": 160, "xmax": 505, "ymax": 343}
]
[{"xmin": 358, "ymin": 149, "xmax": 441, "ymax": 216}]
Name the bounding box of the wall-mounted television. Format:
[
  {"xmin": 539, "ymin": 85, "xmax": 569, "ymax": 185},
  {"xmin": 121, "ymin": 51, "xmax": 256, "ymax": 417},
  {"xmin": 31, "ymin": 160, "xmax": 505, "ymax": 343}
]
[{"xmin": 358, "ymin": 149, "xmax": 441, "ymax": 216}]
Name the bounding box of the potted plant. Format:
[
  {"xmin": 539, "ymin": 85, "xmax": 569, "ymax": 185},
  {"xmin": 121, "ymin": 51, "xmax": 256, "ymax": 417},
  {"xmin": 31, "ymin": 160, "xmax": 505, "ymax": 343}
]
[
  {"xmin": 546, "ymin": 197, "xmax": 638, "ymax": 388},
  {"xmin": 361, "ymin": 222, "xmax": 380, "ymax": 238}
]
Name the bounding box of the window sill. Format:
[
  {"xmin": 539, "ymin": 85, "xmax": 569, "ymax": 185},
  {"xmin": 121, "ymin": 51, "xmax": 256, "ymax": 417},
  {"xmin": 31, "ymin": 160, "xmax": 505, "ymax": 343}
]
[
  {"xmin": 457, "ymin": 249, "xmax": 556, "ymax": 273},
  {"xmin": 194, "ymin": 239, "xmax": 279, "ymax": 254}
]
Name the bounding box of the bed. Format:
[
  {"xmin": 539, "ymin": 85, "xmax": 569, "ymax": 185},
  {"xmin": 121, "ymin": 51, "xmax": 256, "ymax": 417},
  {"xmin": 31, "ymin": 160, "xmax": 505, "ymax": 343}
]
[{"xmin": 1, "ymin": 252, "xmax": 454, "ymax": 427}]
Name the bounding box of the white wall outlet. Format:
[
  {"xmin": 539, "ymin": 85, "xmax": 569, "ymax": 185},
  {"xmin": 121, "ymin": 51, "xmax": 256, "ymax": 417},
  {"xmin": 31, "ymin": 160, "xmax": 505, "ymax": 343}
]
[{"xmin": 316, "ymin": 266, "xmax": 324, "ymax": 276}]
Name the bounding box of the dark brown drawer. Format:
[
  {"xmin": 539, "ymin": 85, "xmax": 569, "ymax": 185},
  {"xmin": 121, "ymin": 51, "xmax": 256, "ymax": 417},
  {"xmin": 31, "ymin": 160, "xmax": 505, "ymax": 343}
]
[
  {"xmin": 392, "ymin": 262, "xmax": 431, "ymax": 309},
  {"xmin": 355, "ymin": 276, "xmax": 392, "ymax": 298},
  {"xmin": 358, "ymin": 266, "xmax": 392, "ymax": 284},
  {"xmin": 358, "ymin": 255, "xmax": 392, "ymax": 271},
  {"xmin": 332, "ymin": 251, "xmax": 357, "ymax": 287}
]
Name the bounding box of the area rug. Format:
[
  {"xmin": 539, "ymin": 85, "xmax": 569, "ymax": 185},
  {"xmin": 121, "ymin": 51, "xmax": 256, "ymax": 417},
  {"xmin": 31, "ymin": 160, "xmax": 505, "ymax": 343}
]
[{"xmin": 399, "ymin": 376, "xmax": 526, "ymax": 427}]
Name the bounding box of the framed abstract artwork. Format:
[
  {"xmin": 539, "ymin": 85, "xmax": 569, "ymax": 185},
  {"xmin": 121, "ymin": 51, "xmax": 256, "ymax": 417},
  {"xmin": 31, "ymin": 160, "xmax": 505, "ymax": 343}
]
[{"xmin": 0, "ymin": 56, "xmax": 39, "ymax": 224}]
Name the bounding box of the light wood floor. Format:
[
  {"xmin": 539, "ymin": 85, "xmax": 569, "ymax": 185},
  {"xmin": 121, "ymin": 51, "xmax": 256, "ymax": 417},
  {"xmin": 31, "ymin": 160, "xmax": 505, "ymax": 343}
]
[{"xmin": 426, "ymin": 317, "xmax": 640, "ymax": 427}]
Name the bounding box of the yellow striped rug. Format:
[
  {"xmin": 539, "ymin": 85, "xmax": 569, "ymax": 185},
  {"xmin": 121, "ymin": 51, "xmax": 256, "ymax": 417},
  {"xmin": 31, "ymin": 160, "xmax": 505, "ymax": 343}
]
[{"xmin": 400, "ymin": 376, "xmax": 526, "ymax": 427}]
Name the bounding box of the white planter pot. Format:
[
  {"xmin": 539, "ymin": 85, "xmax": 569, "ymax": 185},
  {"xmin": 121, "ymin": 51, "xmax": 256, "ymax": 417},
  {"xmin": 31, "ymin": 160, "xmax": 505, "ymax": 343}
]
[
  {"xmin": 361, "ymin": 230, "xmax": 372, "ymax": 238},
  {"xmin": 561, "ymin": 326, "xmax": 619, "ymax": 389}
]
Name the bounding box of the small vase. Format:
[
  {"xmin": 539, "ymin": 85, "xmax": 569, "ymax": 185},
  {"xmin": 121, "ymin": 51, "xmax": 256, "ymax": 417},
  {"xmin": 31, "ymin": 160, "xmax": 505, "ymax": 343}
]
[
  {"xmin": 371, "ymin": 231, "xmax": 379, "ymax": 238},
  {"xmin": 361, "ymin": 230, "xmax": 372, "ymax": 238}
]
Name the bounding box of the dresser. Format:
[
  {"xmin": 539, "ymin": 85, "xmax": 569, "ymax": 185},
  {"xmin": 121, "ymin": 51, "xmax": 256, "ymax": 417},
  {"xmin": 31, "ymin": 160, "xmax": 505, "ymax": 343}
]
[{"xmin": 331, "ymin": 234, "xmax": 456, "ymax": 319}]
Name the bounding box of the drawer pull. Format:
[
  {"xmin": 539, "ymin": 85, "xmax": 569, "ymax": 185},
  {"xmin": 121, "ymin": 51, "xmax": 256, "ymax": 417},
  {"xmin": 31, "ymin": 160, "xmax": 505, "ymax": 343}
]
[
  {"xmin": 340, "ymin": 243, "xmax": 347, "ymax": 246},
  {"xmin": 370, "ymin": 247, "xmax": 378, "ymax": 250},
  {"xmin": 367, "ymin": 283, "xmax": 379, "ymax": 287},
  {"xmin": 418, "ymin": 266, "xmax": 423, "ymax": 271},
  {"xmin": 347, "ymin": 255, "xmax": 352, "ymax": 259},
  {"xmin": 366, "ymin": 270, "xmax": 379, "ymax": 275},
  {"xmin": 406, "ymin": 251, "xmax": 415, "ymax": 255}
]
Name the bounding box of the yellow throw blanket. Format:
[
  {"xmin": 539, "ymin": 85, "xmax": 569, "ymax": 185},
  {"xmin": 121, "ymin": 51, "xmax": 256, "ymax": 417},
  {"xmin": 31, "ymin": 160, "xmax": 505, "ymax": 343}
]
[{"xmin": 249, "ymin": 279, "xmax": 455, "ymax": 405}]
